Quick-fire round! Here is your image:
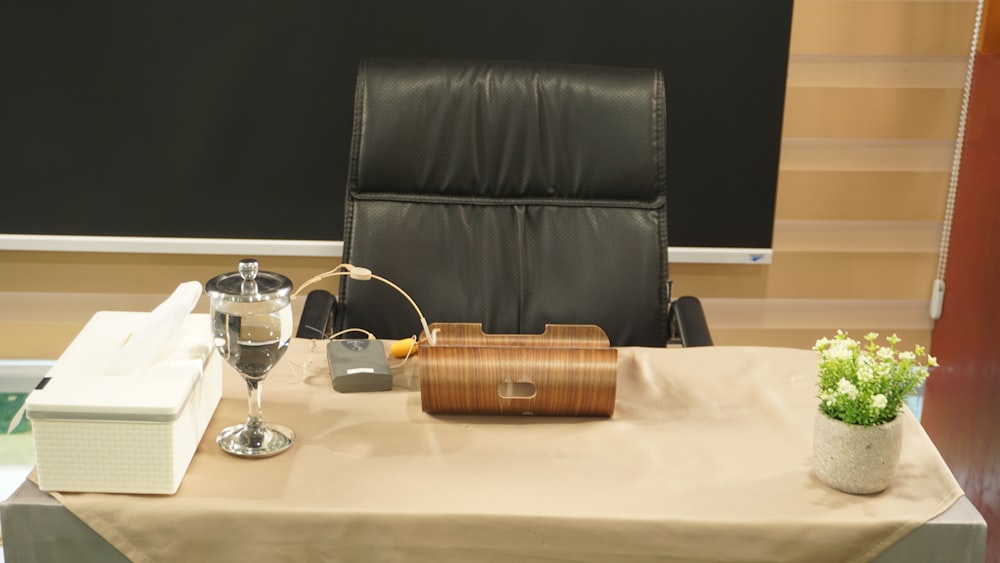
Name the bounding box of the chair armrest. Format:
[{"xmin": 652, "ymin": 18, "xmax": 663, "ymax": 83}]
[
  {"xmin": 668, "ymin": 296, "xmax": 713, "ymax": 347},
  {"xmin": 296, "ymin": 289, "xmax": 337, "ymax": 339}
]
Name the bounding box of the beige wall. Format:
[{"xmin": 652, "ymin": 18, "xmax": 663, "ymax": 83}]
[
  {"xmin": 0, "ymin": 253, "xmax": 340, "ymax": 359},
  {"xmin": 0, "ymin": 0, "xmax": 978, "ymax": 359}
]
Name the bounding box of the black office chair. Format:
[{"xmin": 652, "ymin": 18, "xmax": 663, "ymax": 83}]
[{"xmin": 308, "ymin": 58, "xmax": 711, "ymax": 347}]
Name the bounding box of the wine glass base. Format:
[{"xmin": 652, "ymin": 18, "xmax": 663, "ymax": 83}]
[{"xmin": 217, "ymin": 422, "xmax": 295, "ymax": 458}]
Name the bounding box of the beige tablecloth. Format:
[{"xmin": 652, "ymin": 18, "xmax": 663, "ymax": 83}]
[{"xmin": 46, "ymin": 342, "xmax": 964, "ymax": 563}]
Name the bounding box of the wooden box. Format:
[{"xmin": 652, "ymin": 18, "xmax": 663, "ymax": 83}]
[{"xmin": 419, "ymin": 323, "xmax": 617, "ymax": 417}]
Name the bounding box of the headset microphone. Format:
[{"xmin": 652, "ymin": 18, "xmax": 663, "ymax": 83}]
[{"xmin": 293, "ymin": 264, "xmax": 437, "ymax": 346}]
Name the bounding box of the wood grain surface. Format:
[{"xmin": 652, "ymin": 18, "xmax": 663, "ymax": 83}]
[{"xmin": 419, "ymin": 323, "xmax": 617, "ymax": 416}]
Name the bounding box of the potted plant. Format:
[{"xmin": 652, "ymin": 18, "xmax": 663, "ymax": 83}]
[{"xmin": 812, "ymin": 331, "xmax": 938, "ymax": 494}]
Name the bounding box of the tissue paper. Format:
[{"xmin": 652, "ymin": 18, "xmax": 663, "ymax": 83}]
[{"xmin": 105, "ymin": 281, "xmax": 203, "ymax": 376}]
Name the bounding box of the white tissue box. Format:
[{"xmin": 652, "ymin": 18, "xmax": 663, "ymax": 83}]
[{"xmin": 26, "ymin": 311, "xmax": 222, "ymax": 494}]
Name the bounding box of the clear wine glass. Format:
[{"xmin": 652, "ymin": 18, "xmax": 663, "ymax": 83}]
[{"xmin": 205, "ymin": 258, "xmax": 295, "ymax": 457}]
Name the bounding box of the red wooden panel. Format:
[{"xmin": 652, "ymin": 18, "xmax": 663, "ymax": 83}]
[
  {"xmin": 983, "ymin": 0, "xmax": 1000, "ymax": 54},
  {"xmin": 923, "ymin": 52, "xmax": 1000, "ymax": 561}
]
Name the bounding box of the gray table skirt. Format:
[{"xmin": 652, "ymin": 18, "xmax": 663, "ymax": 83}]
[{"xmin": 1, "ymin": 479, "xmax": 987, "ymax": 563}]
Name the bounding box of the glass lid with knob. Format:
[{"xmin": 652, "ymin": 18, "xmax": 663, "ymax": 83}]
[{"xmin": 205, "ymin": 258, "xmax": 293, "ymax": 304}]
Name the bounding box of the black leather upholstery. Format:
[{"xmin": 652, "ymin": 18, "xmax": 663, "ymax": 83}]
[{"xmin": 335, "ymin": 59, "xmax": 711, "ymax": 347}]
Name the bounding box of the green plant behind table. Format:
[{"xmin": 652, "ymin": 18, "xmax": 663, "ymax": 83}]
[
  {"xmin": 814, "ymin": 331, "xmax": 937, "ymax": 426},
  {"xmin": 2, "ymin": 393, "xmax": 33, "ymax": 434}
]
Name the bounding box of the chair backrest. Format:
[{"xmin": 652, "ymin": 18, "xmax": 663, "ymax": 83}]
[{"xmin": 338, "ymin": 59, "xmax": 671, "ymax": 346}]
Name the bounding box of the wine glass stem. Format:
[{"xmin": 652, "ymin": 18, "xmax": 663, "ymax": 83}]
[{"xmin": 245, "ymin": 377, "xmax": 264, "ymax": 430}]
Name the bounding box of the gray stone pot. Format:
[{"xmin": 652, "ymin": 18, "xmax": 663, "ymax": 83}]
[{"xmin": 813, "ymin": 411, "xmax": 904, "ymax": 494}]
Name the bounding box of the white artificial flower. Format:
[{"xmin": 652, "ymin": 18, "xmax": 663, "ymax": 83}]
[
  {"xmin": 871, "ymin": 394, "xmax": 888, "ymax": 409},
  {"xmin": 836, "ymin": 378, "xmax": 859, "ymax": 399},
  {"xmin": 819, "ymin": 391, "xmax": 838, "ymax": 407},
  {"xmin": 898, "ymin": 351, "xmax": 916, "ymax": 362},
  {"xmin": 827, "ymin": 340, "xmax": 854, "ymax": 361},
  {"xmin": 877, "ymin": 347, "xmax": 894, "ymax": 360},
  {"xmin": 857, "ymin": 364, "xmax": 875, "ymax": 383}
]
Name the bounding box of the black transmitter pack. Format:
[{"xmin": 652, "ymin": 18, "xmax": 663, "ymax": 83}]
[{"xmin": 325, "ymin": 340, "xmax": 393, "ymax": 393}]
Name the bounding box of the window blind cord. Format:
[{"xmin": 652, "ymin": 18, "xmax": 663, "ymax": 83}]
[{"xmin": 931, "ymin": 0, "xmax": 985, "ymax": 320}]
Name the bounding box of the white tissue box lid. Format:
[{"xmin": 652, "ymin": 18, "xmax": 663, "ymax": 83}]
[{"xmin": 26, "ymin": 311, "xmax": 213, "ymax": 422}]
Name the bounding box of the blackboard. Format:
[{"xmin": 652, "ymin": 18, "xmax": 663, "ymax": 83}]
[{"xmin": 1, "ymin": 1, "xmax": 792, "ymax": 252}]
